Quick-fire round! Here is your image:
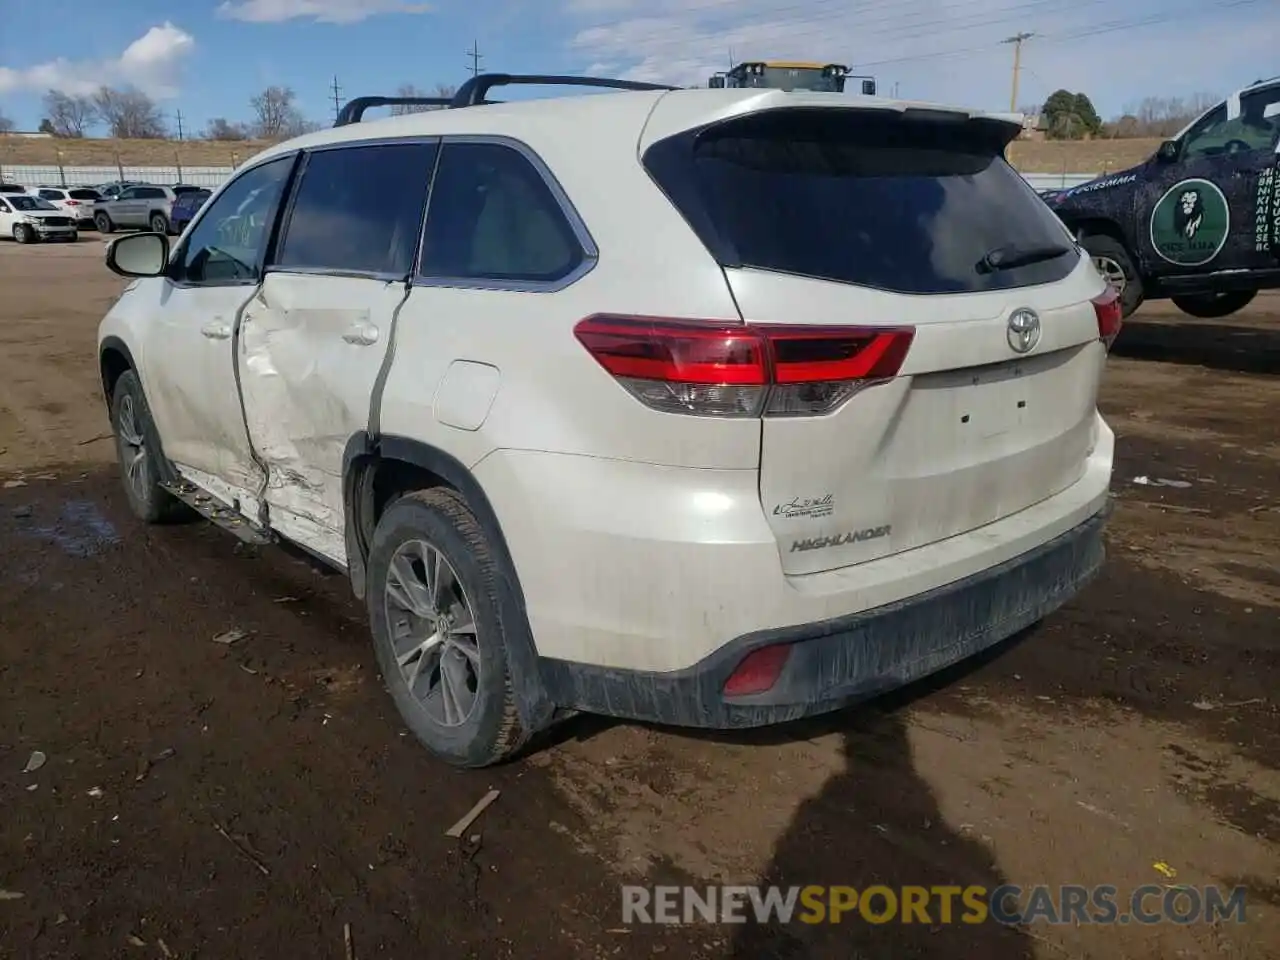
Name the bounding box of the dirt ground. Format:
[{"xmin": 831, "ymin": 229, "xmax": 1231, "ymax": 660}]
[
  {"xmin": 1, "ymin": 241, "xmax": 1277, "ymax": 960},
  {"xmin": 1, "ymin": 133, "xmax": 1161, "ymax": 176}
]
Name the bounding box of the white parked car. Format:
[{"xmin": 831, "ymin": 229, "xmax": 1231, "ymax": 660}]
[
  {"xmin": 96, "ymin": 75, "xmax": 1119, "ymax": 767},
  {"xmin": 0, "ymin": 193, "xmax": 78, "ymax": 242},
  {"xmin": 35, "ymin": 186, "xmax": 103, "ymax": 227}
]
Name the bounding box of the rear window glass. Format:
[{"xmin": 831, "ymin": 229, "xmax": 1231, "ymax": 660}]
[
  {"xmin": 172, "ymin": 185, "xmax": 203, "ymax": 195},
  {"xmin": 644, "ymin": 108, "xmax": 1079, "ymax": 295},
  {"xmin": 69, "ymin": 189, "xmax": 100, "ymax": 200}
]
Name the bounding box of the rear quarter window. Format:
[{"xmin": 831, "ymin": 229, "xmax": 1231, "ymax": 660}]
[{"xmin": 643, "ymin": 108, "xmax": 1080, "ymax": 295}]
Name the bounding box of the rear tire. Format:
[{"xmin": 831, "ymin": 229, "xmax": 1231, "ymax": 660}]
[
  {"xmin": 149, "ymin": 213, "xmax": 169, "ymax": 235},
  {"xmin": 367, "ymin": 487, "xmax": 528, "ymax": 768},
  {"xmin": 110, "ymin": 370, "xmax": 190, "ymax": 524},
  {"xmin": 1081, "ymin": 234, "xmax": 1143, "ymax": 318},
  {"xmin": 95, "ymin": 212, "xmax": 114, "ymax": 234},
  {"xmin": 1170, "ymin": 290, "xmax": 1257, "ymax": 319}
]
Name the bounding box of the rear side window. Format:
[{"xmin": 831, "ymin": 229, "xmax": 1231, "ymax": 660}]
[
  {"xmin": 38, "ymin": 189, "xmax": 64, "ymax": 200},
  {"xmin": 419, "ymin": 141, "xmax": 584, "ymax": 284},
  {"xmin": 644, "ymin": 108, "xmax": 1079, "ymax": 295},
  {"xmin": 276, "ymin": 142, "xmax": 436, "ymax": 277},
  {"xmin": 135, "ymin": 187, "xmax": 166, "ymax": 199}
]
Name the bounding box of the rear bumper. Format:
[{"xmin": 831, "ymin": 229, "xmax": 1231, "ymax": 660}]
[{"xmin": 539, "ymin": 504, "xmax": 1108, "ymax": 728}]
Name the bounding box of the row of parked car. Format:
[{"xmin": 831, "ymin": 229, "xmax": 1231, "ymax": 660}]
[{"xmin": 0, "ymin": 179, "xmax": 211, "ymax": 243}]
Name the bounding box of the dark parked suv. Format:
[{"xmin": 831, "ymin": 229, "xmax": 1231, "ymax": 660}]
[
  {"xmin": 170, "ymin": 189, "xmax": 211, "ymax": 233},
  {"xmin": 1045, "ymin": 77, "xmax": 1280, "ymax": 319}
]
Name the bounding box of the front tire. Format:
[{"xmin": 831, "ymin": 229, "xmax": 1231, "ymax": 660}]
[
  {"xmin": 110, "ymin": 370, "xmax": 189, "ymax": 524},
  {"xmin": 1081, "ymin": 234, "xmax": 1143, "ymax": 318},
  {"xmin": 367, "ymin": 488, "xmax": 527, "ymax": 768},
  {"xmin": 1171, "ymin": 291, "xmax": 1257, "ymax": 319},
  {"xmin": 13, "ymin": 224, "xmax": 35, "ymax": 244}
]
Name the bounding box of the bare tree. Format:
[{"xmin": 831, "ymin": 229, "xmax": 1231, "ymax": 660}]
[
  {"xmin": 0, "ymin": 111, "xmax": 13, "ymax": 134},
  {"xmin": 1114, "ymin": 92, "xmax": 1220, "ymax": 138},
  {"xmin": 93, "ymin": 86, "xmax": 167, "ymax": 139},
  {"xmin": 205, "ymin": 117, "xmax": 250, "ymax": 141},
  {"xmin": 42, "ymin": 89, "xmax": 98, "ymax": 137},
  {"xmin": 250, "ymin": 85, "xmax": 307, "ymax": 139},
  {"xmin": 390, "ymin": 82, "xmax": 457, "ymax": 114}
]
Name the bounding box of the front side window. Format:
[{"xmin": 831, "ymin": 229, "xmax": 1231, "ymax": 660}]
[
  {"xmin": 176, "ymin": 155, "xmax": 295, "ymax": 284},
  {"xmin": 419, "ymin": 141, "xmax": 583, "ymax": 283},
  {"xmin": 275, "ymin": 141, "xmax": 436, "ymax": 277},
  {"xmin": 116, "ymin": 188, "xmax": 138, "ymax": 201},
  {"xmin": 1183, "ymin": 87, "xmax": 1280, "ymax": 160}
]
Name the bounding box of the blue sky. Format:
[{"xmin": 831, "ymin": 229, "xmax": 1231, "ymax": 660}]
[{"xmin": 1, "ymin": 0, "xmax": 1276, "ymax": 133}]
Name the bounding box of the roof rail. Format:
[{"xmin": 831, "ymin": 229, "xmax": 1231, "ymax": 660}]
[
  {"xmin": 450, "ymin": 73, "xmax": 678, "ymax": 108},
  {"xmin": 334, "ymin": 95, "xmax": 452, "ymax": 126}
]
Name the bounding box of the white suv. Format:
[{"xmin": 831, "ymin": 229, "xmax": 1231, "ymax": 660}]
[{"xmin": 97, "ymin": 75, "xmax": 1119, "ymax": 768}]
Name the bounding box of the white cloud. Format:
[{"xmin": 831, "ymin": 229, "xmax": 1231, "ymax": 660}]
[
  {"xmin": 217, "ymin": 0, "xmax": 433, "ymax": 23},
  {"xmin": 0, "ymin": 22, "xmax": 194, "ymax": 99},
  {"xmin": 562, "ymin": 0, "xmax": 1280, "ymax": 118}
]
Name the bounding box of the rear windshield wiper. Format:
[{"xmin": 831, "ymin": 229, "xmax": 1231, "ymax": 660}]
[{"xmin": 975, "ymin": 242, "xmax": 1072, "ymax": 274}]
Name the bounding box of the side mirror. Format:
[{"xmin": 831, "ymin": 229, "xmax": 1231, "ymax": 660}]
[
  {"xmin": 106, "ymin": 231, "xmax": 169, "ymax": 278},
  {"xmin": 1155, "ymin": 139, "xmax": 1179, "ymax": 163},
  {"xmin": 861, "ymin": 79, "xmax": 877, "ymax": 96}
]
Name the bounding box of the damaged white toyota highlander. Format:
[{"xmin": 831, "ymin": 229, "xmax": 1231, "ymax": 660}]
[{"xmin": 96, "ymin": 74, "xmax": 1120, "ymax": 768}]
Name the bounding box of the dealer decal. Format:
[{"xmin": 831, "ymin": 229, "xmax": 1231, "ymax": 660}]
[
  {"xmin": 1149, "ymin": 178, "xmax": 1230, "ymax": 266},
  {"xmin": 1257, "ymin": 165, "xmax": 1278, "ymax": 254},
  {"xmin": 1066, "ymin": 173, "xmax": 1137, "ymax": 197}
]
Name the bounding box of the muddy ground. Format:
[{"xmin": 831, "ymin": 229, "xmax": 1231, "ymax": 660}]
[{"xmin": 1, "ymin": 241, "xmax": 1277, "ymax": 960}]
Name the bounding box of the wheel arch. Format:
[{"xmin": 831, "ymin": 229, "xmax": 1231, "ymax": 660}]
[
  {"xmin": 99, "ymin": 336, "xmax": 138, "ymax": 408},
  {"xmin": 1066, "ymin": 216, "xmax": 1132, "ymax": 251},
  {"xmin": 342, "ymin": 432, "xmax": 557, "ymax": 734}
]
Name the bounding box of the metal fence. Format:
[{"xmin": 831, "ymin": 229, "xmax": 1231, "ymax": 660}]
[{"xmin": 0, "ymin": 162, "xmax": 1099, "ymax": 193}]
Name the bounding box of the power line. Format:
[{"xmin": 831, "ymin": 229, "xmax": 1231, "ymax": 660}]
[{"xmin": 583, "ymin": 0, "xmax": 1266, "ymax": 75}]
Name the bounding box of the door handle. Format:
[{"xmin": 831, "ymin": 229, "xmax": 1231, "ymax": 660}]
[
  {"xmin": 201, "ymin": 320, "xmax": 231, "ymax": 340},
  {"xmin": 342, "ymin": 322, "xmax": 379, "ymax": 346}
]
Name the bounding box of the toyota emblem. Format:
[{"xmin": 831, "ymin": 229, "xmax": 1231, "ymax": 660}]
[{"xmin": 1007, "ymin": 308, "xmax": 1041, "ymax": 354}]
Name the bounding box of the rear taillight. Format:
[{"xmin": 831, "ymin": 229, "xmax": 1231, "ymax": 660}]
[
  {"xmin": 1092, "ymin": 287, "xmax": 1122, "ymax": 350},
  {"xmin": 573, "ymin": 315, "xmax": 914, "ymax": 418},
  {"xmin": 65, "ymin": 200, "xmax": 80, "ymax": 206}
]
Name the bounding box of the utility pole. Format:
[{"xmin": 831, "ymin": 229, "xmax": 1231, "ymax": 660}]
[
  {"xmin": 1002, "ymin": 32, "xmax": 1033, "ymax": 112},
  {"xmin": 466, "ymin": 40, "xmax": 484, "ymax": 77},
  {"xmin": 330, "ymin": 75, "xmax": 344, "ymax": 123},
  {"xmin": 174, "ymin": 109, "xmax": 184, "ymax": 140}
]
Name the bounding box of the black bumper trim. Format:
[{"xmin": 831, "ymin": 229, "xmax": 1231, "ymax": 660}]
[{"xmin": 538, "ymin": 505, "xmax": 1109, "ymax": 729}]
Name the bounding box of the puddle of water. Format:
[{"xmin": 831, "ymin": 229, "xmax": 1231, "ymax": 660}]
[{"xmin": 15, "ymin": 500, "xmax": 120, "ymax": 558}]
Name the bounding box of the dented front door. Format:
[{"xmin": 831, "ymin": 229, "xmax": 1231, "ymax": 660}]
[{"xmin": 238, "ymin": 275, "xmax": 407, "ymax": 564}]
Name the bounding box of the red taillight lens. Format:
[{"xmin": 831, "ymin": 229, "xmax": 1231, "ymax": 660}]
[
  {"xmin": 65, "ymin": 200, "xmax": 79, "ymax": 206},
  {"xmin": 723, "ymin": 644, "xmax": 791, "ymax": 697},
  {"xmin": 574, "ymin": 315, "xmax": 914, "ymax": 418},
  {"xmin": 1093, "ymin": 287, "xmax": 1122, "ymax": 350}
]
